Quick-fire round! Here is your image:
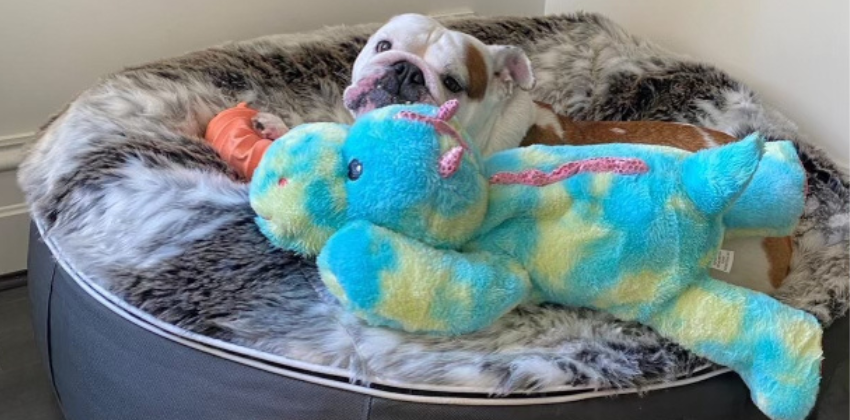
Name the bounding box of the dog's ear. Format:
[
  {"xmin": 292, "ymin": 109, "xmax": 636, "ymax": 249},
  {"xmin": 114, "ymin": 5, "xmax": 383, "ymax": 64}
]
[{"xmin": 488, "ymin": 45, "xmax": 535, "ymax": 91}]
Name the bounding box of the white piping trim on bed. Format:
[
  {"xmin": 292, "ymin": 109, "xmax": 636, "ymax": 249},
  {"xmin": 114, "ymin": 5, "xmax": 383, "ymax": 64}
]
[{"xmin": 36, "ymin": 219, "xmax": 732, "ymax": 403}]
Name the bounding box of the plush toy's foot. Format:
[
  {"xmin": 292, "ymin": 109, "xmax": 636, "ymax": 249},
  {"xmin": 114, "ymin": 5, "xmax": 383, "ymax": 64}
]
[
  {"xmin": 647, "ymin": 278, "xmax": 822, "ymax": 420},
  {"xmin": 738, "ymin": 302, "xmax": 822, "ymax": 420}
]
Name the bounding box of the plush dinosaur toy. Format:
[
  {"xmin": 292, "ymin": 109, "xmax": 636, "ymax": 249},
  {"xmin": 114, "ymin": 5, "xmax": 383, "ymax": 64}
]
[{"xmin": 249, "ymin": 101, "xmax": 821, "ymax": 420}]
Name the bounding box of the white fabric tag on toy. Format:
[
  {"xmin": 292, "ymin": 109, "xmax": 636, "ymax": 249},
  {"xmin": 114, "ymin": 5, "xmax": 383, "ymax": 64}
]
[{"xmin": 711, "ymin": 250, "xmax": 735, "ymax": 273}]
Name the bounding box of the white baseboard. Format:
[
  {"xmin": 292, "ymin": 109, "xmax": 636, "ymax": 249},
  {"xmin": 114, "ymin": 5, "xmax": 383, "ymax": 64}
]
[
  {"xmin": 0, "ymin": 202, "xmax": 29, "ymax": 274},
  {"xmin": 0, "ymin": 132, "xmax": 35, "ymax": 274},
  {"xmin": 429, "ymin": 8, "xmax": 476, "ymax": 20},
  {"xmin": 0, "ymin": 132, "xmax": 36, "ymax": 172}
]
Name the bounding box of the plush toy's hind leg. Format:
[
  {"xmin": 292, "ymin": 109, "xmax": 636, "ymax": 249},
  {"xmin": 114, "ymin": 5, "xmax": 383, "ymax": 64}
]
[
  {"xmin": 646, "ymin": 276, "xmax": 822, "ymax": 420},
  {"xmin": 318, "ymin": 220, "xmax": 532, "ymax": 335},
  {"xmin": 723, "ymin": 140, "xmax": 807, "ymax": 238},
  {"xmin": 681, "ymin": 132, "xmax": 763, "ymax": 216}
]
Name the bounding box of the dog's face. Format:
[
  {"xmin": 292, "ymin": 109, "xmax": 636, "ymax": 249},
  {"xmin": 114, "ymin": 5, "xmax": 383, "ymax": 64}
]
[{"xmin": 344, "ymin": 14, "xmax": 535, "ymax": 142}]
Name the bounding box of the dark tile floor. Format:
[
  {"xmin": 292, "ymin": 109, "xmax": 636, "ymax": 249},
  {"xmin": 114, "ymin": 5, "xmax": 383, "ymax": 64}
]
[{"xmin": 0, "ymin": 282, "xmax": 65, "ymax": 420}]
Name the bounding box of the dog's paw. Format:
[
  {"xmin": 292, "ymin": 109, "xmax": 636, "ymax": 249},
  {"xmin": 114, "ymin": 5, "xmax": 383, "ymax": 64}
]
[{"xmin": 252, "ymin": 112, "xmax": 289, "ymax": 140}]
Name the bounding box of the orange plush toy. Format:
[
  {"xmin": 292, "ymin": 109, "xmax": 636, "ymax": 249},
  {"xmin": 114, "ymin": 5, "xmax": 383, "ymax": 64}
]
[{"xmin": 205, "ymin": 102, "xmax": 284, "ymax": 181}]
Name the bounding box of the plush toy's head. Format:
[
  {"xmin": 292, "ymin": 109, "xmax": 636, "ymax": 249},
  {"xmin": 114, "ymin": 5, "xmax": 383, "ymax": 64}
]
[
  {"xmin": 250, "ymin": 123, "xmax": 350, "ymax": 255},
  {"xmin": 250, "ymin": 101, "xmax": 488, "ymax": 254},
  {"xmin": 341, "ymin": 101, "xmax": 489, "ymax": 248}
]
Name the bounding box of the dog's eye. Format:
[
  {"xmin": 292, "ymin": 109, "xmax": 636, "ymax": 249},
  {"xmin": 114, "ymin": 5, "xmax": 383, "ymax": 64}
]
[
  {"xmin": 442, "ymin": 76, "xmax": 464, "ymax": 93},
  {"xmin": 376, "ymin": 40, "xmax": 392, "ymax": 53},
  {"xmin": 348, "ymin": 159, "xmax": 363, "ymax": 181}
]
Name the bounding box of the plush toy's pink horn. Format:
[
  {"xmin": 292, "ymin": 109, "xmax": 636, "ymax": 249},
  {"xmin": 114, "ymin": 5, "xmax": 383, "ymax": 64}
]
[
  {"xmin": 436, "ymin": 99, "xmax": 460, "ymax": 121},
  {"xmin": 395, "ymin": 100, "xmax": 469, "ymax": 178},
  {"xmin": 438, "ymin": 146, "xmax": 465, "ymax": 178},
  {"xmin": 434, "ymin": 99, "xmax": 466, "ymax": 177}
]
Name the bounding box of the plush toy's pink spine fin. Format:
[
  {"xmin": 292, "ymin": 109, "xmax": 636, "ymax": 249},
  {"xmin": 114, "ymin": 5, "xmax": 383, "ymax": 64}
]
[{"xmin": 489, "ymin": 157, "xmax": 648, "ymax": 186}]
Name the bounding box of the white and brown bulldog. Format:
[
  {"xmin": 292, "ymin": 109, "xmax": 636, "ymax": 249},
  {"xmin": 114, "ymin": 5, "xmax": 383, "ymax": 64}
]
[
  {"xmin": 255, "ymin": 13, "xmax": 795, "ymax": 295},
  {"xmin": 342, "ymin": 13, "xmax": 538, "ymax": 156}
]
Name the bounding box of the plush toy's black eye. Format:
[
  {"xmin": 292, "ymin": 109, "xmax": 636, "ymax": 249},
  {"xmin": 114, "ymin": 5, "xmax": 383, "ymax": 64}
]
[
  {"xmin": 442, "ymin": 75, "xmax": 464, "ymax": 93},
  {"xmin": 376, "ymin": 40, "xmax": 392, "ymax": 53},
  {"xmin": 348, "ymin": 159, "xmax": 363, "ymax": 180}
]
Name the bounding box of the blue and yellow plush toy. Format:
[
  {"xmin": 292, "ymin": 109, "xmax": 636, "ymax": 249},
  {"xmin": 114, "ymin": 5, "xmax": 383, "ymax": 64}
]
[{"xmin": 250, "ymin": 101, "xmax": 821, "ymax": 420}]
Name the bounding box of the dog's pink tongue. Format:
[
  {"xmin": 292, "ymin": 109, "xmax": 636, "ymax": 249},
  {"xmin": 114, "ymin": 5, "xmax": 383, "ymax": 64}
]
[
  {"xmin": 344, "ymin": 72, "xmax": 436, "ymax": 116},
  {"xmin": 344, "ymin": 75, "xmax": 384, "ymax": 115},
  {"xmin": 345, "ymin": 89, "xmax": 389, "ymax": 116}
]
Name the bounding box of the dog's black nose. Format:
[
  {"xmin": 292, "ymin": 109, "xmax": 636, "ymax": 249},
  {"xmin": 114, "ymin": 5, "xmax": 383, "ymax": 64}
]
[
  {"xmin": 392, "ymin": 61, "xmax": 425, "ymax": 87},
  {"xmin": 375, "ymin": 61, "xmax": 428, "ymax": 105}
]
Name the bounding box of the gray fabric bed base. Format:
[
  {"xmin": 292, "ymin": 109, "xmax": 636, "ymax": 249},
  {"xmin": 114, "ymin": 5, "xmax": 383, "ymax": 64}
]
[{"xmin": 27, "ymin": 223, "xmax": 848, "ymax": 420}]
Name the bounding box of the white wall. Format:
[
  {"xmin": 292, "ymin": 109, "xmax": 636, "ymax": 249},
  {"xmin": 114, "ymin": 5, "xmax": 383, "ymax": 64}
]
[
  {"xmin": 0, "ymin": 0, "xmax": 544, "ymax": 274},
  {"xmin": 546, "ymin": 0, "xmax": 850, "ymax": 166},
  {"xmin": 0, "ymin": 0, "xmax": 543, "ymax": 137}
]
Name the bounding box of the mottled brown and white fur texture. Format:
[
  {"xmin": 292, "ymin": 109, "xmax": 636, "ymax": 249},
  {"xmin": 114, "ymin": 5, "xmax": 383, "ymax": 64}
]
[{"xmin": 18, "ymin": 14, "xmax": 848, "ymax": 393}]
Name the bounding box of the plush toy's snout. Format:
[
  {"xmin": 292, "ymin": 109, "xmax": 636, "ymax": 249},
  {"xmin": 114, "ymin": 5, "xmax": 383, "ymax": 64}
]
[{"xmin": 249, "ymin": 123, "xmax": 350, "ymax": 255}]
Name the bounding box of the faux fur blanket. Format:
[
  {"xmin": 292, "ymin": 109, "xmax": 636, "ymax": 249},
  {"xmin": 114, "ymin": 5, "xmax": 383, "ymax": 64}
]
[{"xmin": 19, "ymin": 13, "xmax": 849, "ymax": 393}]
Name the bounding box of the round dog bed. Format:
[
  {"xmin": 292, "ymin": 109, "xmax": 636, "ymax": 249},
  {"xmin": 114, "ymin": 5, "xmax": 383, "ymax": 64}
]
[{"xmin": 20, "ymin": 13, "xmax": 848, "ymax": 420}]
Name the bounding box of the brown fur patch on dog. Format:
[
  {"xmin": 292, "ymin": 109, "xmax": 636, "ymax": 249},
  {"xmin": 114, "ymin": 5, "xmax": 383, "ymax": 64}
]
[
  {"xmin": 524, "ymin": 101, "xmax": 737, "ymax": 151},
  {"xmin": 464, "ymin": 43, "xmax": 488, "ymax": 100},
  {"xmin": 763, "ymin": 237, "xmax": 794, "ymax": 289},
  {"xmin": 521, "ymin": 124, "xmax": 562, "ymax": 146}
]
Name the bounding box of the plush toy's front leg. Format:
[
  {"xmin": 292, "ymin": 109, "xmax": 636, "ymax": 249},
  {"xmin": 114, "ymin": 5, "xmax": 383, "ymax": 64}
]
[
  {"xmin": 318, "ymin": 220, "xmax": 532, "ymax": 335},
  {"xmin": 645, "ymin": 276, "xmax": 822, "ymax": 420}
]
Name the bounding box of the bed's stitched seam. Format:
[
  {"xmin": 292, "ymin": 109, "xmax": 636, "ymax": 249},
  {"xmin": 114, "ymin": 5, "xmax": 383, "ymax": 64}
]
[
  {"xmin": 44, "ymin": 245, "xmax": 62, "ymax": 405},
  {"xmin": 363, "ymin": 396, "xmax": 374, "ymax": 420}
]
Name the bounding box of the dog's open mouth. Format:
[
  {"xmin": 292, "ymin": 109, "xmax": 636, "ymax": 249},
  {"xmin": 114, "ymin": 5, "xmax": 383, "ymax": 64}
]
[{"xmin": 344, "ymin": 70, "xmax": 437, "ymax": 116}]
